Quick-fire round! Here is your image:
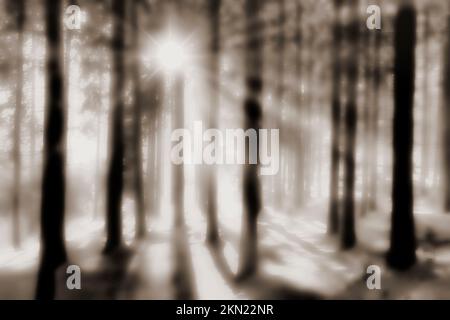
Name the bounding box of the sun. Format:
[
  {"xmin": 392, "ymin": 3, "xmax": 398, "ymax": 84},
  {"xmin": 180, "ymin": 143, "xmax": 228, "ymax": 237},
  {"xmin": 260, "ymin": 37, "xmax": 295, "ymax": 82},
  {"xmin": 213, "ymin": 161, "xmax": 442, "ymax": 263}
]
[
  {"xmin": 155, "ymin": 36, "xmax": 187, "ymax": 73},
  {"xmin": 142, "ymin": 30, "xmax": 195, "ymax": 75}
]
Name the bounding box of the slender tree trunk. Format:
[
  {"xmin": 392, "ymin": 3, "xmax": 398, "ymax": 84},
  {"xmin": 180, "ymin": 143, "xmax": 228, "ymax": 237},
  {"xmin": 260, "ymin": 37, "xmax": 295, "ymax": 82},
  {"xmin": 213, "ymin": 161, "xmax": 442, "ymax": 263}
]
[
  {"xmin": 304, "ymin": 24, "xmax": 314, "ymax": 200},
  {"xmin": 36, "ymin": 0, "xmax": 68, "ymax": 299},
  {"xmin": 340, "ymin": 1, "xmax": 359, "ymax": 250},
  {"xmin": 145, "ymin": 112, "xmax": 155, "ymax": 214},
  {"xmin": 237, "ymin": 0, "xmax": 263, "ymax": 280},
  {"xmin": 172, "ymin": 76, "xmax": 185, "ymax": 228},
  {"xmin": 443, "ymin": 14, "xmax": 450, "ymax": 213},
  {"xmin": 156, "ymin": 98, "xmax": 164, "ymax": 215},
  {"xmin": 387, "ymin": 4, "xmax": 417, "ymax": 270},
  {"xmin": 104, "ymin": 0, "xmax": 126, "ymax": 253},
  {"xmin": 94, "ymin": 79, "xmax": 102, "ymax": 218},
  {"xmin": 368, "ymin": 28, "xmax": 382, "ymax": 211},
  {"xmin": 145, "ymin": 78, "xmax": 162, "ymax": 216},
  {"xmin": 205, "ymin": 0, "xmax": 221, "ymax": 246},
  {"xmin": 29, "ymin": 32, "xmax": 38, "ymax": 232},
  {"xmin": 11, "ymin": 0, "xmax": 25, "ymax": 248},
  {"xmin": 276, "ymin": 0, "xmax": 286, "ymax": 207},
  {"xmin": 295, "ymin": 0, "xmax": 304, "ymax": 206},
  {"xmin": 421, "ymin": 7, "xmax": 430, "ymax": 192},
  {"xmin": 171, "ymin": 0, "xmax": 186, "ymax": 230},
  {"xmin": 328, "ymin": 0, "xmax": 343, "ymax": 235},
  {"xmin": 361, "ymin": 25, "xmax": 372, "ymax": 216},
  {"xmin": 131, "ymin": 0, "xmax": 146, "ymax": 239}
]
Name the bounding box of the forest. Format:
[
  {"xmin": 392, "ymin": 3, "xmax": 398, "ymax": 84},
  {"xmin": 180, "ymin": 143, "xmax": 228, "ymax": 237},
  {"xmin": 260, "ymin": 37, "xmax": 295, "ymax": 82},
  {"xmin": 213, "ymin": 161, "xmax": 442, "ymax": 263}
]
[{"xmin": 0, "ymin": 0, "xmax": 450, "ymax": 300}]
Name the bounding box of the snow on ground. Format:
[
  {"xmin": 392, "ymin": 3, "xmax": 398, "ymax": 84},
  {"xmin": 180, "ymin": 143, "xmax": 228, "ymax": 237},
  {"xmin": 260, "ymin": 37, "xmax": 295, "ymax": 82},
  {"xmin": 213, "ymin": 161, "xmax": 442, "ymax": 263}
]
[{"xmin": 1, "ymin": 204, "xmax": 450, "ymax": 299}]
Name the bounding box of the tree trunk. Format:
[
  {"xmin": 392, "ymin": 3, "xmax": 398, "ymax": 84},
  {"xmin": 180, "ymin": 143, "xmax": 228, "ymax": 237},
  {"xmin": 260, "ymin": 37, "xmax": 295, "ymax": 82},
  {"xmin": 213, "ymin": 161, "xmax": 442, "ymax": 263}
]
[
  {"xmin": 387, "ymin": 4, "xmax": 417, "ymax": 270},
  {"xmin": 36, "ymin": 0, "xmax": 68, "ymax": 299},
  {"xmin": 146, "ymin": 83, "xmax": 161, "ymax": 217},
  {"xmin": 360, "ymin": 25, "xmax": 373, "ymax": 216},
  {"xmin": 104, "ymin": 0, "xmax": 126, "ymax": 254},
  {"xmin": 328, "ymin": 0, "xmax": 343, "ymax": 235},
  {"xmin": 368, "ymin": 28, "xmax": 382, "ymax": 211},
  {"xmin": 294, "ymin": 0, "xmax": 304, "ymax": 206},
  {"xmin": 276, "ymin": 0, "xmax": 286, "ymax": 208},
  {"xmin": 145, "ymin": 112, "xmax": 156, "ymax": 214},
  {"xmin": 29, "ymin": 31, "xmax": 38, "ymax": 232},
  {"xmin": 237, "ymin": 0, "xmax": 263, "ymax": 280},
  {"xmin": 304, "ymin": 23, "xmax": 314, "ymax": 200},
  {"xmin": 131, "ymin": 0, "xmax": 146, "ymax": 239},
  {"xmin": 340, "ymin": 1, "xmax": 359, "ymax": 250},
  {"xmin": 421, "ymin": 7, "xmax": 430, "ymax": 193},
  {"xmin": 153, "ymin": 116, "xmax": 160, "ymax": 214},
  {"xmin": 94, "ymin": 97, "xmax": 102, "ymax": 218},
  {"xmin": 10, "ymin": 0, "xmax": 25, "ymax": 248},
  {"xmin": 443, "ymin": 14, "xmax": 450, "ymax": 213},
  {"xmin": 205, "ymin": 0, "xmax": 221, "ymax": 246},
  {"xmin": 172, "ymin": 77, "xmax": 185, "ymax": 228}
]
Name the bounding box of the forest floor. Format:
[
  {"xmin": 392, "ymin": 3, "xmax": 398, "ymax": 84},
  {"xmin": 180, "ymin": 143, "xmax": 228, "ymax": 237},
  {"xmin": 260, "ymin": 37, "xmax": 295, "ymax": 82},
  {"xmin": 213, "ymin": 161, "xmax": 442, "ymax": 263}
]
[{"xmin": 1, "ymin": 203, "xmax": 450, "ymax": 299}]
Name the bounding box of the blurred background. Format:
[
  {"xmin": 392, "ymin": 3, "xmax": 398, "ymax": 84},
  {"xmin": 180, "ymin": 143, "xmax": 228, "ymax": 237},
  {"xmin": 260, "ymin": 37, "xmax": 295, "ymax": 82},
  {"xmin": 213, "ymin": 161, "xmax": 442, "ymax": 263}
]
[{"xmin": 0, "ymin": 0, "xmax": 450, "ymax": 300}]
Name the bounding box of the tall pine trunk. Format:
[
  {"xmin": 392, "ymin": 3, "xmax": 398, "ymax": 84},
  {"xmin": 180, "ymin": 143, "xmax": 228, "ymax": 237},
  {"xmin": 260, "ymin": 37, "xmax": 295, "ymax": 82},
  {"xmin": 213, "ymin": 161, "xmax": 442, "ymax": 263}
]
[
  {"xmin": 387, "ymin": 4, "xmax": 417, "ymax": 270},
  {"xmin": 145, "ymin": 113, "xmax": 155, "ymax": 214},
  {"xmin": 276, "ymin": 0, "xmax": 286, "ymax": 207},
  {"xmin": 295, "ymin": 0, "xmax": 304, "ymax": 205},
  {"xmin": 36, "ymin": 0, "xmax": 68, "ymax": 299},
  {"xmin": 172, "ymin": 76, "xmax": 185, "ymax": 227},
  {"xmin": 360, "ymin": 25, "xmax": 373, "ymax": 216},
  {"xmin": 328, "ymin": 0, "xmax": 343, "ymax": 235},
  {"xmin": 421, "ymin": 7, "xmax": 430, "ymax": 192},
  {"xmin": 237, "ymin": 0, "xmax": 263, "ymax": 280},
  {"xmin": 340, "ymin": 1, "xmax": 359, "ymax": 250},
  {"xmin": 9, "ymin": 0, "xmax": 25, "ymax": 248},
  {"xmin": 104, "ymin": 0, "xmax": 126, "ymax": 253},
  {"xmin": 368, "ymin": 28, "xmax": 382, "ymax": 211},
  {"xmin": 443, "ymin": 12, "xmax": 450, "ymax": 213},
  {"xmin": 131, "ymin": 0, "xmax": 146, "ymax": 239},
  {"xmin": 146, "ymin": 80, "xmax": 162, "ymax": 217},
  {"xmin": 205, "ymin": 0, "xmax": 221, "ymax": 246}
]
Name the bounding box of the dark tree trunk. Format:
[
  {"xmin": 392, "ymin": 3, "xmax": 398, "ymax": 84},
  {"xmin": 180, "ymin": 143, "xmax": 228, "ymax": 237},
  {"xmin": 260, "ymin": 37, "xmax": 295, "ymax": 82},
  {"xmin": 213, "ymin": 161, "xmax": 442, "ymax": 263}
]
[
  {"xmin": 304, "ymin": 23, "xmax": 314, "ymax": 200},
  {"xmin": 387, "ymin": 4, "xmax": 417, "ymax": 270},
  {"xmin": 328, "ymin": 0, "xmax": 343, "ymax": 235},
  {"xmin": 145, "ymin": 113, "xmax": 156, "ymax": 214},
  {"xmin": 421, "ymin": 7, "xmax": 430, "ymax": 192},
  {"xmin": 172, "ymin": 77, "xmax": 185, "ymax": 228},
  {"xmin": 276, "ymin": 0, "xmax": 286, "ymax": 207},
  {"xmin": 295, "ymin": 1, "xmax": 304, "ymax": 204},
  {"xmin": 368, "ymin": 28, "xmax": 382, "ymax": 211},
  {"xmin": 104, "ymin": 0, "xmax": 126, "ymax": 254},
  {"xmin": 205, "ymin": 0, "xmax": 221, "ymax": 246},
  {"xmin": 94, "ymin": 96, "xmax": 102, "ymax": 217},
  {"xmin": 340, "ymin": 1, "xmax": 359, "ymax": 250},
  {"xmin": 294, "ymin": 0, "xmax": 304, "ymax": 205},
  {"xmin": 443, "ymin": 14, "xmax": 450, "ymax": 213},
  {"xmin": 152, "ymin": 116, "xmax": 160, "ymax": 214},
  {"xmin": 9, "ymin": 0, "xmax": 26, "ymax": 248},
  {"xmin": 360, "ymin": 26, "xmax": 373, "ymax": 216},
  {"xmin": 237, "ymin": 0, "xmax": 263, "ymax": 280},
  {"xmin": 35, "ymin": 0, "xmax": 68, "ymax": 299},
  {"xmin": 29, "ymin": 31, "xmax": 38, "ymax": 232},
  {"xmin": 146, "ymin": 79, "xmax": 162, "ymax": 217},
  {"xmin": 131, "ymin": 0, "xmax": 146, "ymax": 239},
  {"xmin": 171, "ymin": 75, "xmax": 194, "ymax": 298}
]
